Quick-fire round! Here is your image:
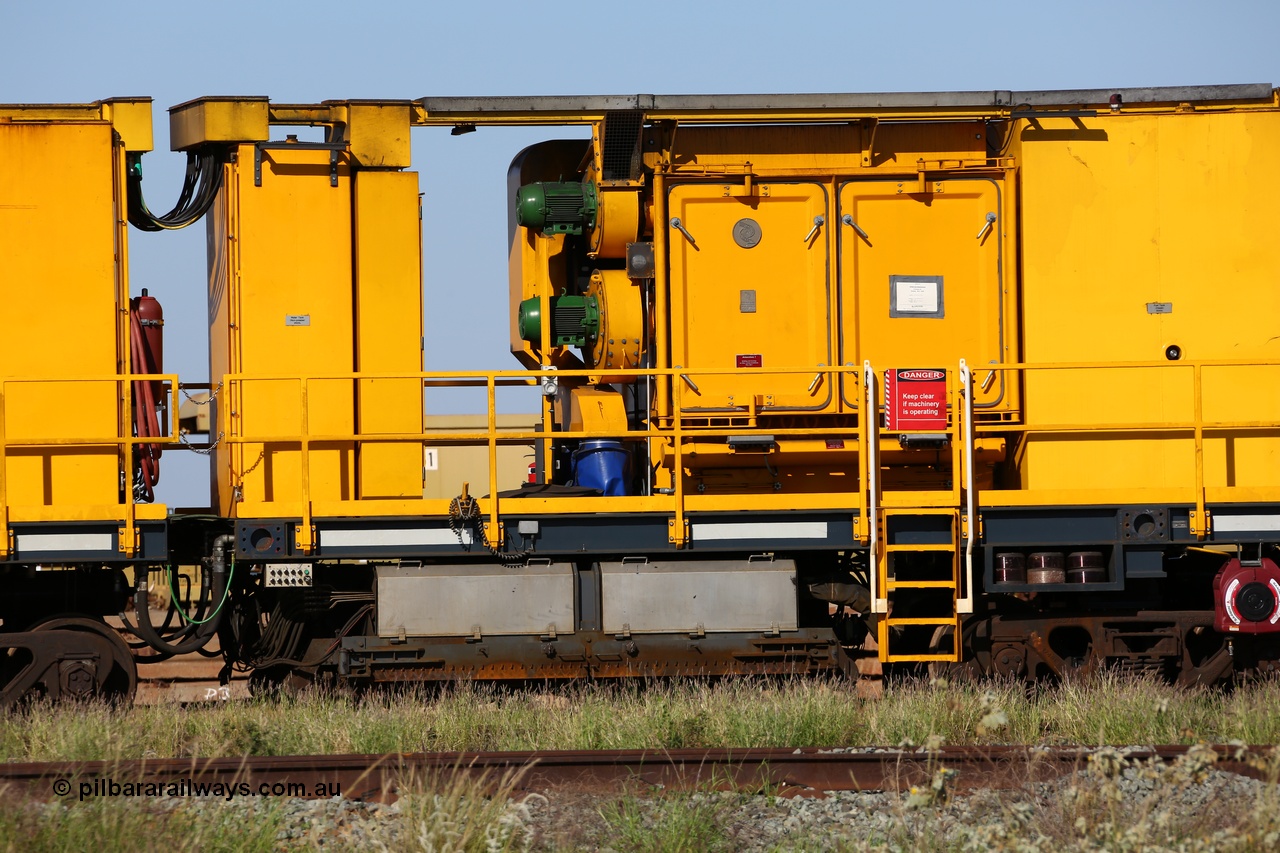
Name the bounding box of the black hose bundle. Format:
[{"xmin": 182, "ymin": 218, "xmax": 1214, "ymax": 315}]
[
  {"xmin": 126, "ymin": 150, "xmax": 224, "ymax": 232},
  {"xmin": 132, "ymin": 535, "xmax": 233, "ymax": 656}
]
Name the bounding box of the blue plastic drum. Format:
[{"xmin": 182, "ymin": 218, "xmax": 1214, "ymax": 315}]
[{"xmin": 571, "ymin": 440, "xmax": 632, "ymax": 496}]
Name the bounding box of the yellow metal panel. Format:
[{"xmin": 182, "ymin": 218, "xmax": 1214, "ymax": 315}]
[
  {"xmin": 566, "ymin": 388, "xmax": 629, "ymax": 433},
  {"xmin": 354, "ymin": 170, "xmax": 423, "ymax": 498},
  {"xmin": 207, "ymin": 181, "xmax": 235, "ymax": 514},
  {"xmin": 101, "ymin": 98, "xmax": 154, "ymax": 152},
  {"xmin": 661, "ymin": 122, "xmax": 985, "ymax": 174},
  {"xmin": 168, "ymin": 97, "xmax": 269, "ymax": 151},
  {"xmin": 344, "ymin": 103, "xmax": 413, "ymax": 168},
  {"xmin": 667, "ymin": 182, "xmax": 831, "ymax": 412},
  {"xmin": 1017, "ymin": 112, "xmax": 1280, "ymax": 493},
  {"xmin": 219, "ymin": 144, "xmax": 355, "ymax": 510},
  {"xmin": 838, "ymin": 178, "xmax": 1014, "ymax": 410},
  {"xmin": 0, "ymin": 123, "xmax": 121, "ymax": 510}
]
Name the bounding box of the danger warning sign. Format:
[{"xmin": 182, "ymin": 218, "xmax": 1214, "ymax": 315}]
[{"xmin": 884, "ymin": 368, "xmax": 947, "ymax": 431}]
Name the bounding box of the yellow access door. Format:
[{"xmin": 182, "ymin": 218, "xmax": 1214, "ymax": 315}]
[
  {"xmin": 667, "ymin": 183, "xmax": 832, "ymax": 413},
  {"xmin": 837, "ymin": 178, "xmax": 1014, "ymax": 412},
  {"xmin": 0, "ymin": 122, "xmax": 123, "ymax": 513}
]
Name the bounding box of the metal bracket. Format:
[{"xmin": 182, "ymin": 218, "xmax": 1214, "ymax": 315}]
[
  {"xmin": 294, "ymin": 523, "xmax": 316, "ymax": 554},
  {"xmin": 116, "ymin": 525, "xmax": 138, "ymax": 556},
  {"xmin": 1189, "ymin": 509, "xmax": 1212, "ymax": 538},
  {"xmin": 860, "ymin": 118, "xmax": 878, "ymax": 167},
  {"xmin": 254, "ymin": 141, "xmax": 345, "ymax": 188},
  {"xmin": 852, "ymin": 514, "xmax": 867, "ymax": 546}
]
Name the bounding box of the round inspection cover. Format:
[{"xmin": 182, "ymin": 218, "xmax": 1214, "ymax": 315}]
[
  {"xmin": 1237, "ymin": 581, "xmax": 1277, "ymax": 622},
  {"xmin": 733, "ymin": 218, "xmax": 762, "ymax": 248}
]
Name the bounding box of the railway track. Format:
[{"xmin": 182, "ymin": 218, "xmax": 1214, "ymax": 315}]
[{"xmin": 2, "ymin": 745, "xmax": 1273, "ymax": 801}]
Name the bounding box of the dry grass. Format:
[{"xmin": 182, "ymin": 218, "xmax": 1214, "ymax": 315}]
[
  {"xmin": 1, "ymin": 671, "xmax": 1279, "ymax": 762},
  {"xmin": 0, "ymin": 676, "xmax": 1274, "ymax": 850}
]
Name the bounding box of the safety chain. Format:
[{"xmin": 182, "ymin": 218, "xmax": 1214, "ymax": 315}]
[
  {"xmin": 179, "ymin": 382, "xmax": 223, "ymax": 405},
  {"xmin": 231, "ymin": 451, "xmax": 266, "ymax": 503},
  {"xmin": 180, "ymin": 430, "xmax": 223, "ymax": 456},
  {"xmin": 448, "ymin": 494, "xmax": 531, "ymax": 567}
]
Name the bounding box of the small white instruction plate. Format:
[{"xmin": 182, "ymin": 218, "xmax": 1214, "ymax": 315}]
[
  {"xmin": 285, "ymin": 314, "xmax": 311, "ymax": 326},
  {"xmin": 889, "ymin": 276, "xmax": 944, "ymax": 318}
]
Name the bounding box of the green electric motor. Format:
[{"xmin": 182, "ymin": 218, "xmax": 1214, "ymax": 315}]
[
  {"xmin": 518, "ymin": 295, "xmax": 600, "ymax": 347},
  {"xmin": 515, "ymin": 181, "xmax": 598, "ymax": 236}
]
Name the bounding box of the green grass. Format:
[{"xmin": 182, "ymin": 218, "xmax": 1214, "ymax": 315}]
[
  {"xmin": 0, "ymin": 798, "xmax": 286, "ymax": 853},
  {"xmin": 596, "ymin": 793, "xmax": 738, "ymax": 853},
  {"xmin": 2, "ymin": 672, "xmax": 1279, "ymax": 762}
]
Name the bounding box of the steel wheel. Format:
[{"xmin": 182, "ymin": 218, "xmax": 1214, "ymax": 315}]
[{"xmin": 31, "ymin": 617, "xmax": 138, "ymax": 704}]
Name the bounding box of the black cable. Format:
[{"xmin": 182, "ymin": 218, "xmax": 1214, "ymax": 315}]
[
  {"xmin": 133, "ymin": 535, "xmax": 232, "ymax": 655},
  {"xmin": 127, "ymin": 150, "xmax": 225, "ymax": 232}
]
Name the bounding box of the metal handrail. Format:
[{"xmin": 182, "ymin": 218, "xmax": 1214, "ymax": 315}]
[
  {"xmin": 970, "ymin": 359, "xmax": 1280, "ymax": 539},
  {"xmin": 0, "ymin": 372, "xmax": 181, "ymax": 557},
  {"xmin": 219, "ymin": 356, "xmax": 1280, "ymax": 553},
  {"xmin": 959, "ymin": 359, "xmax": 975, "ymax": 615},
  {"xmin": 864, "ymin": 361, "xmax": 882, "ymax": 612}
]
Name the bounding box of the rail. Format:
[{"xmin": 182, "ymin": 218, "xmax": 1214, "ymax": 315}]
[
  {"xmin": 0, "ymin": 745, "xmax": 1272, "ymax": 801},
  {"xmin": 0, "ymin": 373, "xmax": 180, "ymax": 556}
]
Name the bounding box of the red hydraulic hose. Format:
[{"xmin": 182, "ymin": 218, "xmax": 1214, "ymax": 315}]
[{"xmin": 129, "ymin": 307, "xmax": 162, "ymax": 500}]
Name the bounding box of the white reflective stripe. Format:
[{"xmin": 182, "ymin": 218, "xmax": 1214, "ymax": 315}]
[
  {"xmin": 1225, "ymin": 577, "xmax": 1242, "ymax": 625},
  {"xmin": 1214, "ymin": 515, "xmax": 1280, "ymax": 532},
  {"xmin": 321, "ymin": 527, "xmax": 472, "ymax": 547},
  {"xmin": 692, "ymin": 521, "xmax": 829, "ymax": 542},
  {"xmin": 16, "ymin": 533, "xmax": 114, "ymax": 553}
]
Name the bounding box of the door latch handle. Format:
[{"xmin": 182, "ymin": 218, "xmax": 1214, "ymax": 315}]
[
  {"xmin": 803, "ymin": 215, "xmax": 825, "ymax": 243},
  {"xmin": 976, "ymin": 212, "xmax": 996, "ymax": 241},
  {"xmin": 841, "ymin": 214, "xmax": 870, "ymax": 241},
  {"xmin": 670, "ymin": 217, "xmax": 697, "ymax": 246}
]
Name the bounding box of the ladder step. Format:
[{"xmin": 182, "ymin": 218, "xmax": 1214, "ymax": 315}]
[
  {"xmin": 886, "ymin": 580, "xmax": 958, "ymax": 590},
  {"xmin": 880, "ymin": 504, "xmax": 962, "ymax": 512},
  {"xmin": 885, "ymin": 652, "xmax": 961, "ymax": 663},
  {"xmin": 883, "ymin": 617, "xmax": 959, "ymax": 627},
  {"xmin": 885, "ymin": 543, "xmax": 955, "ymax": 553},
  {"xmin": 881, "ymin": 506, "xmax": 960, "ymax": 515}
]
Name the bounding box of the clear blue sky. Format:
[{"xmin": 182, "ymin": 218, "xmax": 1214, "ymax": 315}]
[{"xmin": 3, "ymin": 0, "xmax": 1276, "ymax": 507}]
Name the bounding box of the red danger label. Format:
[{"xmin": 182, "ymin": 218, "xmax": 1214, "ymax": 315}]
[
  {"xmin": 885, "ymin": 368, "xmax": 947, "ymax": 431},
  {"xmin": 736, "ymin": 354, "xmax": 763, "ymax": 368}
]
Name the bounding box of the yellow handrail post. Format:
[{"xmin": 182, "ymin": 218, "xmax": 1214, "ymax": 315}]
[
  {"xmin": 670, "ymin": 367, "xmax": 687, "ymax": 547},
  {"xmin": 119, "ymin": 370, "xmax": 138, "ymax": 557},
  {"xmin": 1191, "ymin": 363, "xmax": 1209, "ymax": 538},
  {"xmin": 653, "ymin": 172, "xmax": 671, "ymax": 435},
  {"xmin": 296, "ymin": 377, "xmax": 315, "ymax": 553},
  {"xmin": 0, "ymin": 385, "xmax": 9, "ymax": 559},
  {"xmin": 854, "ymin": 367, "xmax": 868, "ymax": 545},
  {"xmin": 487, "ymin": 373, "xmax": 501, "ymax": 547}
]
